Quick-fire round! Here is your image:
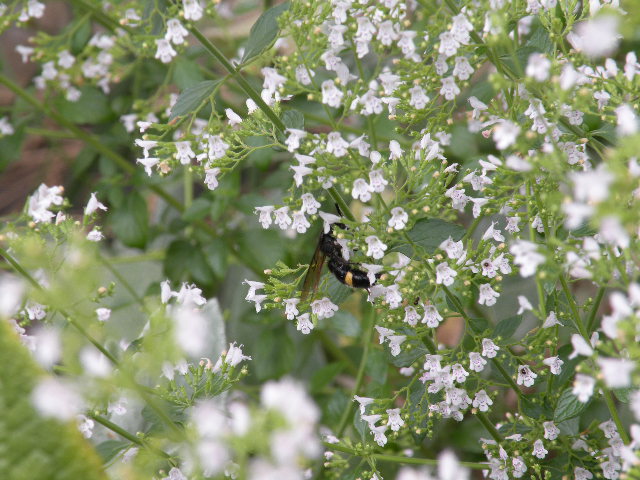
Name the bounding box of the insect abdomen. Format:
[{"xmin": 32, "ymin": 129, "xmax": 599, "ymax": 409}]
[{"xmin": 328, "ymin": 258, "xmax": 372, "ymax": 288}]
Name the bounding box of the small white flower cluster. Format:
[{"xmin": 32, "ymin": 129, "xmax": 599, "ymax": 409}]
[{"xmin": 182, "ymin": 377, "xmax": 319, "ymax": 478}]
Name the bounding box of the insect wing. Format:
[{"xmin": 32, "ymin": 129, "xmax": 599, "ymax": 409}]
[{"xmin": 301, "ymin": 239, "xmax": 326, "ymax": 301}]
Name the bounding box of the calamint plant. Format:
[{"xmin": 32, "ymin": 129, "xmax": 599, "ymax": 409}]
[{"xmin": 0, "ymin": 0, "xmax": 639, "ymax": 478}]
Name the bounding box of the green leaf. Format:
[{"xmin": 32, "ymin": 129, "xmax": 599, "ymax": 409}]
[
  {"xmin": 310, "ymin": 363, "xmax": 345, "ymax": 394},
  {"xmin": 95, "ymin": 440, "xmax": 130, "ymax": 463},
  {"xmin": 392, "ymin": 218, "xmax": 466, "ymax": 257},
  {"xmin": 203, "ymin": 238, "xmax": 229, "ymax": 279},
  {"xmin": 492, "ymin": 315, "xmax": 522, "ymax": 342},
  {"xmin": 169, "ymin": 80, "xmax": 221, "ymax": 120},
  {"xmin": 235, "ymin": 228, "xmax": 286, "ymax": 273},
  {"xmin": 554, "ymin": 388, "xmax": 590, "ymax": 423},
  {"xmin": 241, "ymin": 2, "xmax": 290, "ymax": 65},
  {"xmin": 353, "ymin": 409, "xmax": 368, "ymax": 441},
  {"xmin": 53, "ymin": 87, "xmax": 112, "ymax": 125},
  {"xmin": 0, "ymin": 321, "xmax": 108, "ymax": 480},
  {"xmin": 164, "ymin": 239, "xmax": 215, "ymax": 286},
  {"xmin": 324, "ymin": 310, "xmax": 361, "ymax": 338},
  {"xmin": 253, "ymin": 326, "xmax": 295, "ymax": 380},
  {"xmin": 182, "ymin": 197, "xmax": 212, "ymax": 222},
  {"xmin": 282, "ymin": 109, "xmax": 305, "ymax": 130},
  {"xmin": 408, "ymin": 380, "xmax": 428, "ymax": 444},
  {"xmin": 172, "ymin": 57, "xmax": 206, "ymax": 90},
  {"xmin": 469, "ymin": 316, "xmax": 490, "ymax": 335},
  {"xmin": 365, "ymin": 349, "xmax": 387, "ymax": 386},
  {"xmin": 109, "ymin": 193, "xmax": 149, "ymax": 249},
  {"xmin": 390, "ymin": 341, "xmax": 428, "ymax": 367}
]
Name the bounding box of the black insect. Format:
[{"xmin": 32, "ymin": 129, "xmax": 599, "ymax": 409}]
[{"xmin": 301, "ymin": 215, "xmax": 380, "ymax": 300}]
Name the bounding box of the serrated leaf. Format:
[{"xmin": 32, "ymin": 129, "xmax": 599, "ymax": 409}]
[
  {"xmin": 390, "ymin": 341, "xmax": 428, "ymax": 367},
  {"xmin": 492, "ymin": 315, "xmax": 522, "ymax": 342},
  {"xmin": 282, "ymin": 109, "xmax": 304, "ymax": 130},
  {"xmin": 365, "ymin": 349, "xmax": 387, "ymax": 385},
  {"xmin": 169, "ymin": 80, "xmax": 221, "ymax": 120},
  {"xmin": 554, "ymin": 388, "xmax": 590, "ymax": 422},
  {"xmin": 391, "ymin": 218, "xmax": 466, "ymax": 257},
  {"xmin": 241, "ymin": 2, "xmax": 290, "ymax": 65},
  {"xmin": 0, "ymin": 321, "xmax": 108, "ymax": 480}
]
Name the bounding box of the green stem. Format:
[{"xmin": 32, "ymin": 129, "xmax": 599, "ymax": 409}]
[
  {"xmin": 586, "ymin": 286, "xmax": 606, "ymax": 333},
  {"xmin": 327, "ymin": 186, "xmax": 356, "ymax": 222},
  {"xmin": 490, "ymin": 358, "xmax": 522, "ymax": 398},
  {"xmin": 336, "ymin": 308, "xmax": 375, "ymax": 436},
  {"xmin": 602, "ymin": 390, "xmax": 630, "ymax": 443},
  {"xmin": 559, "ymin": 275, "xmax": 588, "ymax": 339},
  {"xmin": 187, "ymin": 26, "xmax": 286, "ymax": 133},
  {"xmin": 476, "ymin": 412, "xmax": 503, "ymax": 444},
  {"xmin": 88, "ymin": 413, "xmax": 175, "ymax": 462}
]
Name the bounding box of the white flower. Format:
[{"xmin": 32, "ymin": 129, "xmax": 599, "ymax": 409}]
[
  {"xmin": 165, "ymin": 18, "xmax": 189, "ymax": 44},
  {"xmin": 403, "ymin": 306, "xmax": 421, "ymax": 326},
  {"xmin": 478, "ymin": 284, "xmax": 500, "ymax": 306},
  {"xmin": 482, "ymin": 222, "xmax": 505, "ymax": 242},
  {"xmin": 352, "ymin": 178, "xmax": 372, "ymax": 202},
  {"xmin": 225, "ymin": 108, "xmax": 242, "ymax": 126},
  {"xmin": 388, "ymin": 207, "xmax": 408, "ymax": 230},
  {"xmin": 517, "ymin": 365, "xmax": 537, "ymax": 387},
  {"xmin": 526, "ymin": 53, "xmax": 551, "ymax": 81},
  {"xmin": 154, "ymin": 39, "xmax": 177, "ymax": 63},
  {"xmin": 599, "ymin": 419, "xmax": 618, "ymax": 439},
  {"xmin": 615, "ymin": 104, "xmax": 638, "ymax": 136},
  {"xmin": 472, "ymin": 390, "xmax": 493, "ymax": 412},
  {"xmin": 543, "ymin": 421, "xmax": 560, "ymax": 440},
  {"xmin": 573, "ymin": 374, "xmax": 595, "ymax": 402},
  {"xmin": 96, "ymin": 307, "xmax": 111, "ymax": 322},
  {"xmin": 321, "ymin": 80, "xmax": 343, "ymax": 108},
  {"xmin": 326, "ymin": 131, "xmax": 349, "ymax": 157},
  {"xmin": 203, "ymin": 168, "xmax": 220, "ymax": 190},
  {"xmin": 285, "ymin": 128, "xmax": 306, "ymax": 152},
  {"xmin": 493, "ymin": 120, "xmax": 520, "ymax": 150},
  {"xmin": 422, "ymin": 304, "xmax": 443, "ymax": 328},
  {"xmin": 283, "ymin": 298, "xmax": 300, "ymax": 320},
  {"xmin": 510, "ymin": 240, "xmax": 545, "ymax": 277},
  {"xmin": 388, "ymin": 335, "xmax": 406, "ymax": 356},
  {"xmin": 87, "ymin": 229, "xmax": 104, "ymax": 242},
  {"xmin": 295, "ymin": 65, "xmax": 313, "ymax": 85},
  {"xmin": 274, "ymin": 206, "xmax": 292, "ymax": 230},
  {"xmin": 481, "ymin": 339, "xmax": 500, "ymax": 358},
  {"xmin": 354, "ymin": 395, "xmax": 374, "ymax": 414},
  {"xmin": 254, "ymin": 205, "xmax": 274, "ymax": 229},
  {"xmin": 296, "ymin": 313, "xmax": 314, "ymax": 334},
  {"xmin": 84, "ymin": 192, "xmax": 107, "ymax": 216},
  {"xmin": 440, "ymin": 76, "xmax": 460, "ymax": 100},
  {"xmin": 574, "ymin": 467, "xmax": 594, "ymax": 480},
  {"xmin": 532, "ymin": 439, "xmax": 548, "ymax": 459},
  {"xmin": 32, "ymin": 378, "xmax": 83, "ymax": 420},
  {"xmin": 517, "ymin": 295, "xmax": 533, "ymax": 315},
  {"xmin": 318, "ymin": 211, "xmax": 341, "ymax": 234},
  {"xmin": 543, "ymin": 356, "xmax": 564, "ymax": 375},
  {"xmin": 568, "ymin": 333, "xmax": 594, "ymax": 359},
  {"xmin": 175, "ymin": 141, "xmax": 196, "ymax": 165},
  {"xmin": 469, "ymin": 352, "xmax": 487, "ymax": 372},
  {"xmin": 567, "ymin": 15, "xmax": 620, "ymax": 58},
  {"xmin": 225, "ymin": 342, "xmax": 252, "ymax": 367},
  {"xmin": 300, "ymin": 193, "xmax": 320, "ymax": 215},
  {"xmin": 291, "ymin": 210, "xmax": 310, "ymax": 234},
  {"xmin": 369, "ymin": 169, "xmax": 388, "ymax": 193},
  {"xmin": 440, "ymin": 237, "xmax": 464, "ymax": 259},
  {"xmin": 365, "ymin": 236, "xmax": 387, "ymax": 260},
  {"xmin": 435, "ymin": 262, "xmax": 457, "ymax": 286},
  {"xmin": 16, "ymin": 45, "xmax": 35, "ymax": 63},
  {"xmin": 172, "ymin": 305, "xmax": 210, "ymax": 356},
  {"xmin": 311, "ymin": 297, "xmax": 338, "ymax": 320},
  {"xmin": 182, "ymin": 0, "xmax": 203, "ymax": 21},
  {"xmin": 387, "ymin": 408, "xmax": 405, "ymax": 431},
  {"xmin": 453, "ymin": 56, "xmax": 474, "ymax": 80},
  {"xmin": 409, "ymin": 85, "xmax": 430, "ymax": 109},
  {"xmin": 597, "ymin": 357, "xmax": 635, "ymax": 388}
]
